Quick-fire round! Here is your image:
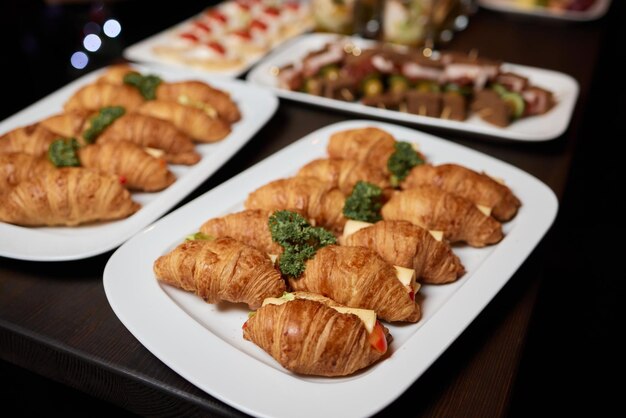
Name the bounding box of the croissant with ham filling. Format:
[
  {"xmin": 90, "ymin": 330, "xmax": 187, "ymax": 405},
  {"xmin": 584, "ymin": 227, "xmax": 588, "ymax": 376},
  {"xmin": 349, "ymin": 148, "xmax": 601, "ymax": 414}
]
[
  {"xmin": 341, "ymin": 220, "xmax": 465, "ymax": 284},
  {"xmin": 243, "ymin": 292, "xmax": 391, "ymax": 377},
  {"xmin": 0, "ymin": 167, "xmax": 140, "ymax": 226},
  {"xmin": 153, "ymin": 237, "xmax": 286, "ymax": 310},
  {"xmin": 381, "ymin": 185, "xmax": 503, "ymax": 247},
  {"xmin": 401, "ymin": 163, "xmax": 521, "ymax": 222},
  {"xmin": 288, "ymin": 245, "xmax": 421, "ymax": 323}
]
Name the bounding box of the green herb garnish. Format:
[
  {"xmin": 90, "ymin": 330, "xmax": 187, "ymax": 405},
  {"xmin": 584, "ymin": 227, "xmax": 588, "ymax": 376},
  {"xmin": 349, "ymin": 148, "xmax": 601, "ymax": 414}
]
[
  {"xmin": 388, "ymin": 141, "xmax": 424, "ymax": 187},
  {"xmin": 185, "ymin": 232, "xmax": 214, "ymax": 241},
  {"xmin": 48, "ymin": 138, "xmax": 81, "ymax": 167},
  {"xmin": 343, "ymin": 181, "xmax": 383, "ymax": 223},
  {"xmin": 268, "ymin": 210, "xmax": 336, "ymax": 277},
  {"xmin": 123, "ymin": 72, "xmax": 162, "ymax": 100},
  {"xmin": 83, "ymin": 106, "xmax": 126, "ymax": 143}
]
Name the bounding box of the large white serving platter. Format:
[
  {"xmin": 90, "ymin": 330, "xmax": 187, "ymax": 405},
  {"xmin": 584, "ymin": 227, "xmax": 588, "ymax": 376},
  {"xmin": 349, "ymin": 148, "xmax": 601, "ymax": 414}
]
[
  {"xmin": 479, "ymin": 0, "xmax": 611, "ymax": 21},
  {"xmin": 103, "ymin": 120, "xmax": 558, "ymax": 418},
  {"xmin": 246, "ymin": 33, "xmax": 580, "ymax": 142},
  {"xmin": 0, "ymin": 64, "xmax": 277, "ymax": 261}
]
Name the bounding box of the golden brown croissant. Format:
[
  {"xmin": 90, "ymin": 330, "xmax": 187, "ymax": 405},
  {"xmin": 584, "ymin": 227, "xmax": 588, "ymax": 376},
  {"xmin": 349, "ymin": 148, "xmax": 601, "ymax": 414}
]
[
  {"xmin": 288, "ymin": 245, "xmax": 421, "ymax": 322},
  {"xmin": 0, "ymin": 152, "xmax": 54, "ymax": 192},
  {"xmin": 199, "ymin": 209, "xmax": 282, "ymax": 256},
  {"xmin": 78, "ymin": 140, "xmax": 175, "ymax": 192},
  {"xmin": 0, "ymin": 167, "xmax": 140, "ymax": 226},
  {"xmin": 136, "ymin": 100, "xmax": 230, "ymax": 142},
  {"xmin": 63, "ymin": 83, "xmax": 145, "ymax": 112},
  {"xmin": 95, "ymin": 65, "xmax": 241, "ymax": 123},
  {"xmin": 244, "ymin": 177, "xmax": 347, "ymax": 234},
  {"xmin": 39, "ymin": 109, "xmax": 92, "ymax": 139},
  {"xmin": 401, "ymin": 163, "xmax": 521, "ymax": 221},
  {"xmin": 327, "ymin": 127, "xmax": 397, "ymax": 174},
  {"xmin": 0, "ymin": 123, "xmax": 60, "ymax": 156},
  {"xmin": 156, "ymin": 81, "xmax": 241, "ymax": 124},
  {"xmin": 381, "ymin": 186, "xmax": 503, "ymax": 247},
  {"xmin": 243, "ymin": 296, "xmax": 390, "ymax": 376},
  {"xmin": 97, "ymin": 113, "xmax": 200, "ymax": 165},
  {"xmin": 340, "ymin": 220, "xmax": 465, "ymax": 284},
  {"xmin": 296, "ymin": 158, "xmax": 392, "ymax": 195},
  {"xmin": 153, "ymin": 237, "xmax": 286, "ymax": 309}
]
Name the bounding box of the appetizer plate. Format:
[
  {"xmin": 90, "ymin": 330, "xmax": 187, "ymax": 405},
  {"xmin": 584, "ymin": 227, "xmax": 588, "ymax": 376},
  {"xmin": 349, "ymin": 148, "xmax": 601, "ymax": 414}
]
[
  {"xmin": 478, "ymin": 0, "xmax": 611, "ymax": 21},
  {"xmin": 246, "ymin": 33, "xmax": 580, "ymax": 141},
  {"xmin": 0, "ymin": 64, "xmax": 278, "ymax": 261},
  {"xmin": 123, "ymin": 0, "xmax": 314, "ymax": 78},
  {"xmin": 104, "ymin": 120, "xmax": 558, "ymax": 418}
]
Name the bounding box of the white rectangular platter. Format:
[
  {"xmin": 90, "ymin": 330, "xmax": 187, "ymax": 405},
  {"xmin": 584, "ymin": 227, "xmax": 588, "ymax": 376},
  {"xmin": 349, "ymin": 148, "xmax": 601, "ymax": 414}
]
[
  {"xmin": 479, "ymin": 0, "xmax": 611, "ymax": 21},
  {"xmin": 246, "ymin": 33, "xmax": 580, "ymax": 142},
  {"xmin": 0, "ymin": 64, "xmax": 278, "ymax": 261},
  {"xmin": 103, "ymin": 120, "xmax": 558, "ymax": 418}
]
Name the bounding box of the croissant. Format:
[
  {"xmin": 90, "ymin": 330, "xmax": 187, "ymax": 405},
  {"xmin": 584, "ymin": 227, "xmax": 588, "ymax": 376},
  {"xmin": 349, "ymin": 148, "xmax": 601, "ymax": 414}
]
[
  {"xmin": 296, "ymin": 158, "xmax": 392, "ymax": 195},
  {"xmin": 63, "ymin": 83, "xmax": 145, "ymax": 112},
  {"xmin": 243, "ymin": 297, "xmax": 390, "ymax": 376},
  {"xmin": 137, "ymin": 100, "xmax": 231, "ymax": 142},
  {"xmin": 381, "ymin": 186, "xmax": 503, "ymax": 247},
  {"xmin": 326, "ymin": 127, "xmax": 397, "ymax": 174},
  {"xmin": 96, "ymin": 65, "xmax": 241, "ymax": 123},
  {"xmin": 199, "ymin": 209, "xmax": 282, "ymax": 256},
  {"xmin": 0, "ymin": 123, "xmax": 59, "ymax": 156},
  {"xmin": 244, "ymin": 177, "xmax": 347, "ymax": 234},
  {"xmin": 0, "ymin": 167, "xmax": 140, "ymax": 226},
  {"xmin": 40, "ymin": 109, "xmax": 92, "ymax": 139},
  {"xmin": 97, "ymin": 113, "xmax": 200, "ymax": 165},
  {"xmin": 401, "ymin": 163, "xmax": 521, "ymax": 221},
  {"xmin": 78, "ymin": 140, "xmax": 175, "ymax": 192},
  {"xmin": 340, "ymin": 220, "xmax": 465, "ymax": 284},
  {"xmin": 153, "ymin": 237, "xmax": 286, "ymax": 309},
  {"xmin": 288, "ymin": 245, "xmax": 421, "ymax": 322},
  {"xmin": 156, "ymin": 81, "xmax": 241, "ymax": 124},
  {"xmin": 0, "ymin": 152, "xmax": 54, "ymax": 192}
]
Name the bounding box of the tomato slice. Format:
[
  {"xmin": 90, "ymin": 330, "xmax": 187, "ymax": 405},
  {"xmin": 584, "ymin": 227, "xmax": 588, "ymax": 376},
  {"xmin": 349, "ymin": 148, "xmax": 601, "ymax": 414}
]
[{"xmin": 368, "ymin": 321, "xmax": 388, "ymax": 354}]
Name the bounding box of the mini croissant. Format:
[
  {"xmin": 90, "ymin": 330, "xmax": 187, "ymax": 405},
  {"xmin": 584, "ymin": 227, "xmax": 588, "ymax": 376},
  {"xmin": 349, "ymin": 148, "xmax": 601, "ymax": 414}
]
[
  {"xmin": 288, "ymin": 245, "xmax": 421, "ymax": 323},
  {"xmin": 153, "ymin": 237, "xmax": 286, "ymax": 310},
  {"xmin": 137, "ymin": 100, "xmax": 230, "ymax": 143},
  {"xmin": 244, "ymin": 177, "xmax": 347, "ymax": 234},
  {"xmin": 381, "ymin": 186, "xmax": 503, "ymax": 247},
  {"xmin": 326, "ymin": 127, "xmax": 398, "ymax": 175},
  {"xmin": 63, "ymin": 83, "xmax": 145, "ymax": 112},
  {"xmin": 78, "ymin": 140, "xmax": 176, "ymax": 192},
  {"xmin": 341, "ymin": 220, "xmax": 465, "ymax": 284},
  {"xmin": 199, "ymin": 209, "xmax": 282, "ymax": 256},
  {"xmin": 0, "ymin": 123, "xmax": 59, "ymax": 156},
  {"xmin": 296, "ymin": 157, "xmax": 392, "ymax": 195},
  {"xmin": 243, "ymin": 296, "xmax": 391, "ymax": 377},
  {"xmin": 0, "ymin": 167, "xmax": 140, "ymax": 226},
  {"xmin": 0, "ymin": 152, "xmax": 54, "ymax": 192},
  {"xmin": 401, "ymin": 163, "xmax": 521, "ymax": 221}
]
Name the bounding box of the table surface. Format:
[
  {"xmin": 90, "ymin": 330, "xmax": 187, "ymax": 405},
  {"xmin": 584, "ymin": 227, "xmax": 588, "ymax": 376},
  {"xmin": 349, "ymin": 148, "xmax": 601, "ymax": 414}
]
[{"xmin": 0, "ymin": 1, "xmax": 621, "ymax": 417}]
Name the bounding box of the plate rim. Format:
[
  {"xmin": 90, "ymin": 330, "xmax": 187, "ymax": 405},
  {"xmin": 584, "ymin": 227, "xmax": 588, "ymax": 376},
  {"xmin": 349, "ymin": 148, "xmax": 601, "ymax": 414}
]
[{"xmin": 478, "ymin": 0, "xmax": 612, "ymax": 21}]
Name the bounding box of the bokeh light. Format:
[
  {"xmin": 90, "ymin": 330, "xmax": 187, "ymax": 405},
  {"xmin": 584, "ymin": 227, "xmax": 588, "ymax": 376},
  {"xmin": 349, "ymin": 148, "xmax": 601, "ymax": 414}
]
[
  {"xmin": 83, "ymin": 34, "xmax": 102, "ymax": 52},
  {"xmin": 103, "ymin": 19, "xmax": 122, "ymax": 38},
  {"xmin": 70, "ymin": 51, "xmax": 89, "ymax": 69}
]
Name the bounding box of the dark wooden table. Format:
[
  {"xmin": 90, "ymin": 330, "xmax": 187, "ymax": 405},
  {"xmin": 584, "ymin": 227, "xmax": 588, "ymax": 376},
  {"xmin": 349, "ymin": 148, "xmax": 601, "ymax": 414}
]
[{"xmin": 1, "ymin": 1, "xmax": 621, "ymax": 416}]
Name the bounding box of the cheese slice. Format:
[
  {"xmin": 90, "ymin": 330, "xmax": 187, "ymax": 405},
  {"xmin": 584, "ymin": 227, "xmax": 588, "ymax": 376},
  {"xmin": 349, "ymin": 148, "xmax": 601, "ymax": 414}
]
[
  {"xmin": 342, "ymin": 219, "xmax": 373, "ymax": 238},
  {"xmin": 429, "ymin": 230, "xmax": 444, "ymax": 241},
  {"xmin": 476, "ymin": 204, "xmax": 492, "ymax": 216}
]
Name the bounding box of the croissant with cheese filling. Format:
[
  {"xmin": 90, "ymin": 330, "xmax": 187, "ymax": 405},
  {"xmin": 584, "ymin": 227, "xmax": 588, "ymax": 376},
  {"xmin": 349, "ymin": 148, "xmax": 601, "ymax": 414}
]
[
  {"xmin": 341, "ymin": 220, "xmax": 465, "ymax": 284},
  {"xmin": 381, "ymin": 186, "xmax": 503, "ymax": 247},
  {"xmin": 0, "ymin": 167, "xmax": 140, "ymax": 226},
  {"xmin": 288, "ymin": 245, "xmax": 421, "ymax": 322},
  {"xmin": 401, "ymin": 163, "xmax": 521, "ymax": 221},
  {"xmin": 153, "ymin": 237, "xmax": 286, "ymax": 310},
  {"xmin": 243, "ymin": 294, "xmax": 391, "ymax": 377},
  {"xmin": 326, "ymin": 127, "xmax": 398, "ymax": 175}
]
